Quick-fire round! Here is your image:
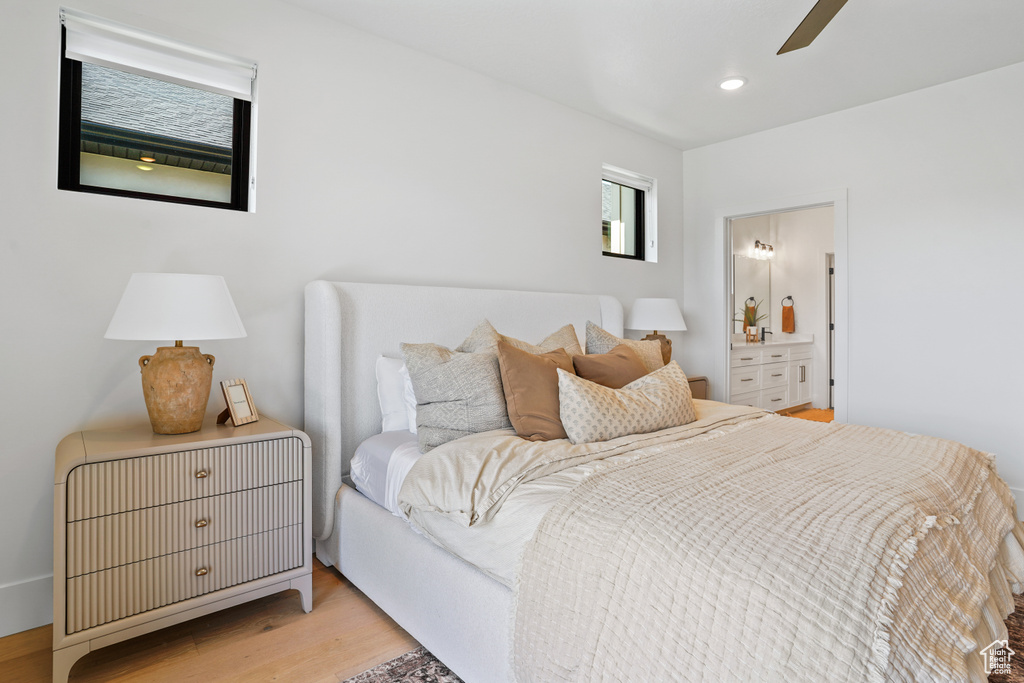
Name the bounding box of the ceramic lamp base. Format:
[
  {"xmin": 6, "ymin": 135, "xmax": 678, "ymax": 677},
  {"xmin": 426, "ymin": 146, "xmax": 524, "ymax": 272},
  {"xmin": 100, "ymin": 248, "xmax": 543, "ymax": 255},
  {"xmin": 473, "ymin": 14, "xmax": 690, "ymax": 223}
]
[
  {"xmin": 139, "ymin": 345, "xmax": 216, "ymax": 434},
  {"xmin": 641, "ymin": 332, "xmax": 672, "ymax": 365}
]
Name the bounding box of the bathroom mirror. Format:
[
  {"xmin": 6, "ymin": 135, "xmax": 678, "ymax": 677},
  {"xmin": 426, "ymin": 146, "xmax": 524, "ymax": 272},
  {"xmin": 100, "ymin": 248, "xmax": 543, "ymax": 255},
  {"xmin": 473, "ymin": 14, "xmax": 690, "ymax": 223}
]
[{"xmin": 733, "ymin": 255, "xmax": 770, "ymax": 333}]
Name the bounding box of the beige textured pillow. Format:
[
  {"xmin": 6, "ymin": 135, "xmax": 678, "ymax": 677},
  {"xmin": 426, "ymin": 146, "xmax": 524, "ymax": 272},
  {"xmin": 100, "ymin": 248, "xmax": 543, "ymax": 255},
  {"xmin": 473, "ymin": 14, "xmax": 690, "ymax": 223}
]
[
  {"xmin": 557, "ymin": 361, "xmax": 696, "ymax": 445},
  {"xmin": 497, "ymin": 342, "xmax": 574, "ymax": 441},
  {"xmin": 400, "ymin": 342, "xmax": 512, "ymax": 452},
  {"xmin": 457, "ymin": 320, "xmax": 583, "ymax": 357},
  {"xmin": 585, "ymin": 321, "xmax": 664, "ymax": 372}
]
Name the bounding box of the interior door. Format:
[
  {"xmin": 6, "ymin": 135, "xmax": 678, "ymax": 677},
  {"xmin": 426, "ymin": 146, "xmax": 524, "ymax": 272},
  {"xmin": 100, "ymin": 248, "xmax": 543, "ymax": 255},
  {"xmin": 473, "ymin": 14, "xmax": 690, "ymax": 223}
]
[{"xmin": 827, "ymin": 253, "xmax": 836, "ymax": 409}]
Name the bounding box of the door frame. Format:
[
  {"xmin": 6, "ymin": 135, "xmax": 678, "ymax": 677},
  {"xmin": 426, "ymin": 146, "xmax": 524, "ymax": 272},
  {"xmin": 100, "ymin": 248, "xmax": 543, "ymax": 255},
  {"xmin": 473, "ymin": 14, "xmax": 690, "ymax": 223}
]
[{"xmin": 715, "ymin": 189, "xmax": 849, "ymax": 423}]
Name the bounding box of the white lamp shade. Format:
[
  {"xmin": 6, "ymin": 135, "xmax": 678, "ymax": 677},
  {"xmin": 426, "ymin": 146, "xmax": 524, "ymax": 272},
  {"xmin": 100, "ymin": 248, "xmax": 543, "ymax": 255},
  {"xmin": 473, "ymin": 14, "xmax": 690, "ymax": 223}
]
[
  {"xmin": 105, "ymin": 273, "xmax": 247, "ymax": 341},
  {"xmin": 626, "ymin": 298, "xmax": 687, "ymax": 332}
]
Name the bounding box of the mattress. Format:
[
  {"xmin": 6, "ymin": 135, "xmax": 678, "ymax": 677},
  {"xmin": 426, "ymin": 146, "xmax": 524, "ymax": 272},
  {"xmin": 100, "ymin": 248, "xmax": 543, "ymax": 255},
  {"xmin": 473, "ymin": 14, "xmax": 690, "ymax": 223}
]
[{"xmin": 349, "ymin": 430, "xmax": 421, "ymax": 516}]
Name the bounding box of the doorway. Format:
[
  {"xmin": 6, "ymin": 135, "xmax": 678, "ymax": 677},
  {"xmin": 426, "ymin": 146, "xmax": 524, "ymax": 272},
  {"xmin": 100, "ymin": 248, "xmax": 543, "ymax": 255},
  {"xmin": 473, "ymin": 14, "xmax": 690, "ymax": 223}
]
[{"xmin": 718, "ymin": 189, "xmax": 849, "ymax": 423}]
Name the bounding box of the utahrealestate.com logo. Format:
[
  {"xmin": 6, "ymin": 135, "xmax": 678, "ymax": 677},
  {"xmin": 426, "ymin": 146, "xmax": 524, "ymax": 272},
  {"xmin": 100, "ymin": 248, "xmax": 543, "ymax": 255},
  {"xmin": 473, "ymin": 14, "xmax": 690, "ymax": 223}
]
[{"xmin": 981, "ymin": 639, "xmax": 1015, "ymax": 675}]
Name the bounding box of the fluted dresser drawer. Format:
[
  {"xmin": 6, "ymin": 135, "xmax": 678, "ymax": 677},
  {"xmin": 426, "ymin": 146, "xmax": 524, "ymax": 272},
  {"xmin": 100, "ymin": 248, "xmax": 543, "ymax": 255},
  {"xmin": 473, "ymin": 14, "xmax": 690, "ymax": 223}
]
[
  {"xmin": 65, "ymin": 437, "xmax": 303, "ymax": 521},
  {"xmin": 66, "ymin": 481, "xmax": 303, "ymax": 577},
  {"xmin": 65, "ymin": 525, "xmax": 303, "ymax": 634}
]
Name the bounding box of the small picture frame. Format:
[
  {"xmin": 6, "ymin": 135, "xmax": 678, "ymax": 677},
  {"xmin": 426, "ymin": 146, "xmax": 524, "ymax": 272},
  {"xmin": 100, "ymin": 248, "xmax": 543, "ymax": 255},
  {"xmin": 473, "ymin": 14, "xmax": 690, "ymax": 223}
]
[{"xmin": 218, "ymin": 378, "xmax": 259, "ymax": 426}]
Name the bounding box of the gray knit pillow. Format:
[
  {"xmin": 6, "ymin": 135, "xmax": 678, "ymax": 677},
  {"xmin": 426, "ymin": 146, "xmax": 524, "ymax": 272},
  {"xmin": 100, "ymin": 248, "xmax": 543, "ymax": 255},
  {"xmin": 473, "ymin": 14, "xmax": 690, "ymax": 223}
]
[
  {"xmin": 401, "ymin": 342, "xmax": 512, "ymax": 452},
  {"xmin": 456, "ymin": 320, "xmax": 583, "ymax": 357}
]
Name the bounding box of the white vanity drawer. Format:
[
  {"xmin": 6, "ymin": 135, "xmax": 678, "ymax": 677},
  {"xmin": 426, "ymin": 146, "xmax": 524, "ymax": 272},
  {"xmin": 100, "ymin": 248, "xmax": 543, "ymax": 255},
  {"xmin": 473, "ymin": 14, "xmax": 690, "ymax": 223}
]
[
  {"xmin": 790, "ymin": 346, "xmax": 813, "ymax": 361},
  {"xmin": 731, "ymin": 365, "xmax": 761, "ymax": 393},
  {"xmin": 731, "ymin": 349, "xmax": 762, "ymax": 367},
  {"xmin": 762, "ymin": 386, "xmax": 789, "ymax": 411},
  {"xmin": 762, "ymin": 348, "xmax": 790, "ymax": 363},
  {"xmin": 761, "ymin": 362, "xmax": 789, "ymax": 389},
  {"xmin": 731, "ymin": 391, "xmax": 761, "ymax": 409}
]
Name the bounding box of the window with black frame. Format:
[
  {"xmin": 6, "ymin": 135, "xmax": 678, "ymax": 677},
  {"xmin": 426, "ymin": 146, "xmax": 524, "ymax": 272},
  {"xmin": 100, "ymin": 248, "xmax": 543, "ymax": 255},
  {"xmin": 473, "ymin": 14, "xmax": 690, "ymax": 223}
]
[
  {"xmin": 58, "ymin": 9, "xmax": 256, "ymax": 211},
  {"xmin": 601, "ymin": 165, "xmax": 656, "ymax": 261},
  {"xmin": 602, "ymin": 180, "xmax": 644, "ymax": 259}
]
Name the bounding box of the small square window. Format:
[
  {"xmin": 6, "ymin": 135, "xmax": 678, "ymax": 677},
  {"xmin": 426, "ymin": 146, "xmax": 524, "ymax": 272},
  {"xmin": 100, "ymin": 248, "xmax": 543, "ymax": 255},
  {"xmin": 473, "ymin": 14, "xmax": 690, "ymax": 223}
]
[
  {"xmin": 601, "ymin": 165, "xmax": 656, "ymax": 262},
  {"xmin": 58, "ymin": 11, "xmax": 255, "ymax": 211}
]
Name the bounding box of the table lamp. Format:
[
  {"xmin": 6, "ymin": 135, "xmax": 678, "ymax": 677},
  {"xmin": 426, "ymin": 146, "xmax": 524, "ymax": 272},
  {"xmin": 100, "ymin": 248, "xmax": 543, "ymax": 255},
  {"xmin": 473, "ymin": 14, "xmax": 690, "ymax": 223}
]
[
  {"xmin": 626, "ymin": 297, "xmax": 687, "ymax": 365},
  {"xmin": 105, "ymin": 273, "xmax": 247, "ymax": 434}
]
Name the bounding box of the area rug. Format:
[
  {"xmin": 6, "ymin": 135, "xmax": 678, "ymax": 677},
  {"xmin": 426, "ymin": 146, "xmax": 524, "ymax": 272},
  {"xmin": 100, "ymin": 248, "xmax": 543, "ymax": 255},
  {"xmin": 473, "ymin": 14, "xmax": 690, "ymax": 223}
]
[
  {"xmin": 344, "ymin": 588, "xmax": 1024, "ymax": 682},
  {"xmin": 342, "ymin": 646, "xmax": 462, "ymax": 683},
  {"xmin": 991, "ymin": 591, "xmax": 1024, "ymax": 682}
]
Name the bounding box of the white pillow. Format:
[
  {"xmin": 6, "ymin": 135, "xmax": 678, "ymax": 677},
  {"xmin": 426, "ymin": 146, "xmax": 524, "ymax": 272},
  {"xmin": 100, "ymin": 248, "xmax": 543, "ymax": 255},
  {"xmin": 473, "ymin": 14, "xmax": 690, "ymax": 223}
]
[
  {"xmin": 375, "ymin": 356, "xmax": 418, "ymax": 433},
  {"xmin": 398, "ymin": 362, "xmax": 417, "ymax": 435}
]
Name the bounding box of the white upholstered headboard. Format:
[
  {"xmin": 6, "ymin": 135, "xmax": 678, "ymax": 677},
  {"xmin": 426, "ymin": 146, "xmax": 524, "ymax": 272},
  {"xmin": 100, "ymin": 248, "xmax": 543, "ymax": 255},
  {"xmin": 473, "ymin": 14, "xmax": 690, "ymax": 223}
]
[{"xmin": 303, "ymin": 280, "xmax": 623, "ymax": 540}]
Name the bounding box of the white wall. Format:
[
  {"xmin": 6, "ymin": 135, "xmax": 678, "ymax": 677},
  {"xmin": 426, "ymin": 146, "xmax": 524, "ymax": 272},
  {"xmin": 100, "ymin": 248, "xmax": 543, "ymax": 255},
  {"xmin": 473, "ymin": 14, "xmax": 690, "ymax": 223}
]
[
  {"xmin": 0, "ymin": 0, "xmax": 685, "ymax": 636},
  {"xmin": 769, "ymin": 207, "xmax": 834, "ymax": 408},
  {"xmin": 680, "ymin": 62, "xmax": 1024, "ymax": 502}
]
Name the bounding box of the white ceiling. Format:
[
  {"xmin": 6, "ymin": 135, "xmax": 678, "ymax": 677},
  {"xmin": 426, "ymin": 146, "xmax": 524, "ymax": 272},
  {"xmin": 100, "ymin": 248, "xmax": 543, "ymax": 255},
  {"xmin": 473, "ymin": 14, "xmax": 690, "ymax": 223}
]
[{"xmin": 283, "ymin": 0, "xmax": 1024, "ymax": 150}]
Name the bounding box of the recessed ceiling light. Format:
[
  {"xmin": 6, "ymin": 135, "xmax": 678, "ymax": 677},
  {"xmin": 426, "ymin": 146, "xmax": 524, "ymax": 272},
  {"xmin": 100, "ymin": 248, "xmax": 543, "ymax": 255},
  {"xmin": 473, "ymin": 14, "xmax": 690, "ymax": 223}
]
[
  {"xmin": 139, "ymin": 155, "xmax": 156, "ymax": 163},
  {"xmin": 136, "ymin": 164, "xmax": 154, "ymax": 171},
  {"xmin": 719, "ymin": 77, "xmax": 747, "ymax": 91}
]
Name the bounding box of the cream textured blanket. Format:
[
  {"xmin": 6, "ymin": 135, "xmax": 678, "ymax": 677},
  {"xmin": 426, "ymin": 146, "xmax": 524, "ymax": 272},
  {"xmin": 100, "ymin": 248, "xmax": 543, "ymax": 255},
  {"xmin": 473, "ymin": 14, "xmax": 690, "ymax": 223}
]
[
  {"xmin": 398, "ymin": 404, "xmax": 1024, "ymax": 681},
  {"xmin": 513, "ymin": 414, "xmax": 1024, "ymax": 682}
]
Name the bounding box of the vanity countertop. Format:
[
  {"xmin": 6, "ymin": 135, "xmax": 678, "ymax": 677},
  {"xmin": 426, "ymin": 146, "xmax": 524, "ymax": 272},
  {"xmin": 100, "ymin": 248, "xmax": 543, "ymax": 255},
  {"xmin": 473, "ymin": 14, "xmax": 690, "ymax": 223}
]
[{"xmin": 731, "ymin": 333, "xmax": 813, "ymax": 347}]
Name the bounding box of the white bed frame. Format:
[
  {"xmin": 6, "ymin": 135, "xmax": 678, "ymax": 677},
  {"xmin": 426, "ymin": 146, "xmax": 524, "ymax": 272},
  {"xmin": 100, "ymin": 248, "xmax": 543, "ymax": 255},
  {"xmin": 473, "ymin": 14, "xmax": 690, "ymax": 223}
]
[{"xmin": 303, "ymin": 281, "xmax": 622, "ymax": 682}]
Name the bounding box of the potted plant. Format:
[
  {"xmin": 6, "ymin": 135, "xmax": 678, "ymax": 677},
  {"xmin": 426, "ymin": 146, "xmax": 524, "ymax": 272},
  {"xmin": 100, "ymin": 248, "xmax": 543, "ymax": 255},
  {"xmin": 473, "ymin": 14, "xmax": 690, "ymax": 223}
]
[{"xmin": 734, "ymin": 297, "xmax": 767, "ymax": 342}]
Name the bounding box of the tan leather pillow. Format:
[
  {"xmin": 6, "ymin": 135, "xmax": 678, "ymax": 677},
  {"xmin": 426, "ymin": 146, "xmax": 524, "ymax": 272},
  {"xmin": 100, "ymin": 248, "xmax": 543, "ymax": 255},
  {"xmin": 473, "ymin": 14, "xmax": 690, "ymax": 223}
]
[
  {"xmin": 496, "ymin": 341, "xmax": 574, "ymax": 441},
  {"xmin": 572, "ymin": 344, "xmax": 648, "ymax": 389}
]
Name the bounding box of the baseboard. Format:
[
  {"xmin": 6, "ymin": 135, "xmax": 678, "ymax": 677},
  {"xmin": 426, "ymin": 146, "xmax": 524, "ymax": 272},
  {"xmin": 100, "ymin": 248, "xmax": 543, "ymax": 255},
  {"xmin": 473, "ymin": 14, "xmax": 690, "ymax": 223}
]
[
  {"xmin": 1011, "ymin": 488, "xmax": 1024, "ymax": 522},
  {"xmin": 0, "ymin": 573, "xmax": 52, "ymax": 638}
]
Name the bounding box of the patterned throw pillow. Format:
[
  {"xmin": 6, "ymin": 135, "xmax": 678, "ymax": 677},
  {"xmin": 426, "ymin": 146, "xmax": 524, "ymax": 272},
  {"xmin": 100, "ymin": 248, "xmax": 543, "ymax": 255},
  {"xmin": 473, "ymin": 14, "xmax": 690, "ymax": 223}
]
[
  {"xmin": 585, "ymin": 321, "xmax": 664, "ymax": 373},
  {"xmin": 557, "ymin": 361, "xmax": 696, "ymax": 445},
  {"xmin": 457, "ymin": 320, "xmax": 583, "ymax": 357},
  {"xmin": 401, "ymin": 342, "xmax": 512, "ymax": 452}
]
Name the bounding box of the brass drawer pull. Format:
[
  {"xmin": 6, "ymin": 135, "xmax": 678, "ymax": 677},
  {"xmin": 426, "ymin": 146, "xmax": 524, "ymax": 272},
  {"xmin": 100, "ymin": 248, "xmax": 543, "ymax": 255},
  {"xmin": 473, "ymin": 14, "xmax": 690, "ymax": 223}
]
[
  {"xmin": 195, "ymin": 519, "xmax": 209, "ymax": 528},
  {"xmin": 740, "ymin": 357, "xmax": 754, "ymax": 361},
  {"xmin": 771, "ymin": 354, "xmax": 783, "ymax": 358},
  {"xmin": 771, "ymin": 398, "xmax": 783, "ymax": 402},
  {"xmin": 196, "ymin": 567, "xmax": 209, "ymax": 577},
  {"xmin": 771, "ymin": 373, "xmax": 783, "ymax": 377},
  {"xmin": 195, "ymin": 469, "xmax": 209, "ymax": 479},
  {"xmin": 741, "ymin": 378, "xmax": 754, "ymax": 382}
]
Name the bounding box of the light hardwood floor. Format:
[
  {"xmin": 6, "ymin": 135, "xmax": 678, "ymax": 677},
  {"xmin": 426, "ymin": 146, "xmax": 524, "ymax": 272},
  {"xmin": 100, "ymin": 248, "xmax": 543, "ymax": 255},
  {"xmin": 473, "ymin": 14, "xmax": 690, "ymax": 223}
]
[{"xmin": 0, "ymin": 559, "xmax": 418, "ymax": 683}]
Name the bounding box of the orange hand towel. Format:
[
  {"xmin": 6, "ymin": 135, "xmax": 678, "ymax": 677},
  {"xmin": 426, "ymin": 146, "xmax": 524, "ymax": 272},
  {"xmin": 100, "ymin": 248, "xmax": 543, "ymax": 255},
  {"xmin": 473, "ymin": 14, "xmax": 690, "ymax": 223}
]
[{"xmin": 782, "ymin": 304, "xmax": 795, "ymax": 333}]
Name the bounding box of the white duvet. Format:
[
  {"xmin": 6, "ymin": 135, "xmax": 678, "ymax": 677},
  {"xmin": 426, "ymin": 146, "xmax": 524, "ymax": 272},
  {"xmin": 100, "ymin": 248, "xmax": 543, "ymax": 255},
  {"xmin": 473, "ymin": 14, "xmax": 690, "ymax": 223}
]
[{"xmin": 398, "ymin": 400, "xmax": 1024, "ymax": 681}]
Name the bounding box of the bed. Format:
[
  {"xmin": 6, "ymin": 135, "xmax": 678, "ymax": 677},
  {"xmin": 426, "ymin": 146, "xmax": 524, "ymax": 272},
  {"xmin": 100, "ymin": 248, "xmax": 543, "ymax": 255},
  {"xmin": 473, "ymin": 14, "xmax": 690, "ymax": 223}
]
[{"xmin": 303, "ymin": 280, "xmax": 1024, "ymax": 682}]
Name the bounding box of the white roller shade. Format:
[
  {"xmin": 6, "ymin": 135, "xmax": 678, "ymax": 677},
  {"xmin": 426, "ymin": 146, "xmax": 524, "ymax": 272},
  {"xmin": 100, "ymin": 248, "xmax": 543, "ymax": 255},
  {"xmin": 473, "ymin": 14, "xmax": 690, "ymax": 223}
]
[{"xmin": 61, "ymin": 8, "xmax": 256, "ymax": 101}]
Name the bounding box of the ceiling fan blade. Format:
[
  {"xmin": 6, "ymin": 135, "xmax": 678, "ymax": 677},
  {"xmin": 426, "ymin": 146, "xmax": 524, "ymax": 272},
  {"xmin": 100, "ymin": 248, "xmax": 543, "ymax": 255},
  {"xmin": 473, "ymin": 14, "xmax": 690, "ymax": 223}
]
[{"xmin": 778, "ymin": 0, "xmax": 849, "ymax": 54}]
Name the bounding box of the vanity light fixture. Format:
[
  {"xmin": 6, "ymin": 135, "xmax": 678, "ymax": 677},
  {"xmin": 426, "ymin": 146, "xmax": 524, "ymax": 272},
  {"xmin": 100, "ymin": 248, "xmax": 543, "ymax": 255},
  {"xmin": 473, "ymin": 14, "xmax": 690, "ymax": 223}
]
[
  {"xmin": 752, "ymin": 240, "xmax": 775, "ymax": 260},
  {"xmin": 719, "ymin": 77, "xmax": 747, "ymax": 91}
]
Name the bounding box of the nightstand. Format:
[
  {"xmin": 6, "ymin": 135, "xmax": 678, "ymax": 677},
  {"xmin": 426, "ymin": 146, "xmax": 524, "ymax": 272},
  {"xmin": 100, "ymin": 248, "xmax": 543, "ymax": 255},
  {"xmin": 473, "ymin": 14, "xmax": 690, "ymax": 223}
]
[
  {"xmin": 687, "ymin": 375, "xmax": 709, "ymax": 400},
  {"xmin": 53, "ymin": 417, "xmax": 312, "ymax": 683}
]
